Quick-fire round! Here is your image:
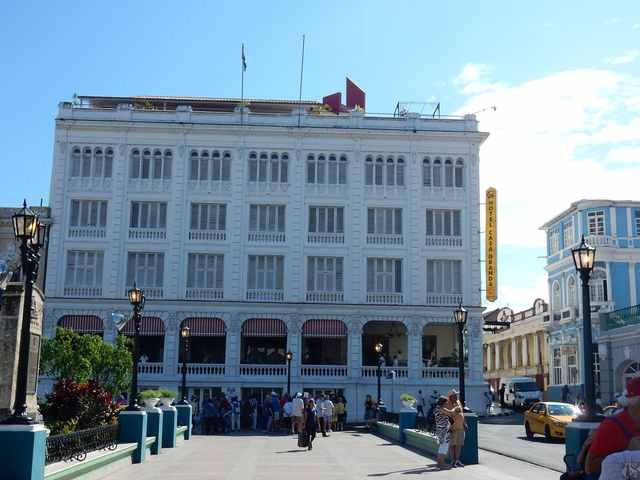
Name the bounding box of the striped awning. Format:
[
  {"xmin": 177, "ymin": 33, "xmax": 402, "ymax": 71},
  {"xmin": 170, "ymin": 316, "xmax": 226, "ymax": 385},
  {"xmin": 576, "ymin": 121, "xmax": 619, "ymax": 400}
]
[
  {"xmin": 121, "ymin": 316, "xmax": 165, "ymax": 336},
  {"xmin": 302, "ymin": 319, "xmax": 347, "ymax": 338},
  {"xmin": 58, "ymin": 315, "xmax": 104, "ymax": 334},
  {"xmin": 182, "ymin": 317, "xmax": 226, "ymax": 337},
  {"xmin": 242, "ymin": 318, "xmax": 287, "ymax": 337}
]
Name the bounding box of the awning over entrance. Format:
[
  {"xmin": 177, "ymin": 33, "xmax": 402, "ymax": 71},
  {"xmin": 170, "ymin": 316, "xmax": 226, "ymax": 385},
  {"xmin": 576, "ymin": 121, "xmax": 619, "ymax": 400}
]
[
  {"xmin": 242, "ymin": 318, "xmax": 287, "ymax": 337},
  {"xmin": 121, "ymin": 316, "xmax": 165, "ymax": 336},
  {"xmin": 302, "ymin": 319, "xmax": 347, "ymax": 338},
  {"xmin": 182, "ymin": 317, "xmax": 226, "ymax": 337},
  {"xmin": 58, "ymin": 315, "xmax": 103, "ymax": 334}
]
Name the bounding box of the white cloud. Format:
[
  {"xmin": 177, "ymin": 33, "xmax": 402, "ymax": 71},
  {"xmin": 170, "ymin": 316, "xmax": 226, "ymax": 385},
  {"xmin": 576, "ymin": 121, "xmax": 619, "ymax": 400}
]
[
  {"xmin": 453, "ymin": 65, "xmax": 640, "ymax": 308},
  {"xmin": 606, "ymin": 50, "xmax": 640, "ymax": 65},
  {"xmin": 486, "ymin": 275, "xmax": 548, "ymax": 312},
  {"xmin": 634, "ymin": 23, "xmax": 640, "ymax": 30},
  {"xmin": 454, "ymin": 63, "xmax": 503, "ymax": 95},
  {"xmin": 604, "ymin": 17, "xmax": 621, "ymax": 25}
]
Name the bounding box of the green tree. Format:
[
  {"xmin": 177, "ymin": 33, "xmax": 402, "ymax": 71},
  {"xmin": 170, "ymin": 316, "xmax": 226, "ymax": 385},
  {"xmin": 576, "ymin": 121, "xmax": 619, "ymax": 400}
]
[{"xmin": 40, "ymin": 328, "xmax": 132, "ymax": 395}]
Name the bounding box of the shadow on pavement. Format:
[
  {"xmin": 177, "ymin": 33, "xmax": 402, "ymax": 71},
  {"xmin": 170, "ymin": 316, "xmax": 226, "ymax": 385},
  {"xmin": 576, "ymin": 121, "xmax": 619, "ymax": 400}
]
[
  {"xmin": 368, "ymin": 466, "xmax": 441, "ymax": 476},
  {"xmin": 517, "ymin": 435, "xmax": 564, "ymax": 444},
  {"xmin": 275, "ymin": 449, "xmax": 307, "ymax": 454}
]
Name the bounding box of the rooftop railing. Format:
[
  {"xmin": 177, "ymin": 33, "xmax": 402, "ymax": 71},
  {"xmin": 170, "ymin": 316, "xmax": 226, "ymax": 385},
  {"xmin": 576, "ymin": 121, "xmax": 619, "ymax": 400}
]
[{"xmin": 604, "ymin": 304, "xmax": 640, "ymax": 331}]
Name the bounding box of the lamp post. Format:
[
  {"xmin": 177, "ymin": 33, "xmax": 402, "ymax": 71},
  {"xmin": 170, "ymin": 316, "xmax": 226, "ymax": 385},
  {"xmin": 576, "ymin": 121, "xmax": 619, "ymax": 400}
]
[
  {"xmin": 571, "ymin": 235, "xmax": 598, "ymax": 421},
  {"xmin": 453, "ymin": 302, "xmax": 468, "ymax": 406},
  {"xmin": 375, "ymin": 342, "xmax": 384, "ymax": 408},
  {"xmin": 2, "ymin": 201, "xmax": 46, "ymax": 425},
  {"xmin": 179, "ymin": 325, "xmax": 191, "ymax": 405},
  {"xmin": 126, "ymin": 283, "xmax": 145, "ymax": 411},
  {"xmin": 286, "ymin": 351, "xmax": 293, "ymax": 395}
]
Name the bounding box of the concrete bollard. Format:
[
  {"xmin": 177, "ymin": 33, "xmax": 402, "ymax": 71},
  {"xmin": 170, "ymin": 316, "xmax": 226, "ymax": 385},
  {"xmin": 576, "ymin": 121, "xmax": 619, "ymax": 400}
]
[
  {"xmin": 145, "ymin": 407, "xmax": 163, "ymax": 455},
  {"xmin": 161, "ymin": 405, "xmax": 177, "ymax": 449},
  {"xmin": 175, "ymin": 404, "xmax": 193, "ymax": 440},
  {"xmin": 461, "ymin": 412, "xmax": 479, "ymax": 465},
  {"xmin": 0, "ymin": 424, "xmax": 48, "ymax": 480},
  {"xmin": 118, "ymin": 410, "xmax": 148, "ymax": 463}
]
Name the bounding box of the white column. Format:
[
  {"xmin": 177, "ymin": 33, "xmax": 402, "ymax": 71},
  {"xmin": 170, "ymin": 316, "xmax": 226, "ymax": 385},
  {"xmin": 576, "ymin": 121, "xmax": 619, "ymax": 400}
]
[
  {"xmin": 511, "ymin": 338, "xmax": 517, "ymax": 368},
  {"xmin": 407, "ymin": 320, "xmax": 424, "ymax": 379},
  {"xmin": 163, "ymin": 313, "xmax": 178, "ymax": 380},
  {"xmin": 494, "ymin": 342, "xmax": 500, "ymax": 370},
  {"xmin": 533, "ymin": 332, "xmax": 540, "ymax": 366},
  {"xmin": 348, "ymin": 318, "xmax": 363, "ymax": 379},
  {"xmin": 522, "ymin": 335, "xmax": 529, "ymax": 367},
  {"xmin": 225, "ymin": 313, "xmax": 242, "ymax": 377},
  {"xmin": 486, "ymin": 343, "xmax": 493, "ymax": 372}
]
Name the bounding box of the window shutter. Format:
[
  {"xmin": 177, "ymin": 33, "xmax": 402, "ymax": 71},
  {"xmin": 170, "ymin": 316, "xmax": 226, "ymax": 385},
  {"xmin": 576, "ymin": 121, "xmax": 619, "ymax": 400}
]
[
  {"xmin": 249, "ymin": 205, "xmax": 257, "ymax": 231},
  {"xmin": 336, "ymin": 207, "xmax": 344, "ymax": 233},
  {"xmin": 395, "ymin": 260, "xmax": 402, "ymax": 293}
]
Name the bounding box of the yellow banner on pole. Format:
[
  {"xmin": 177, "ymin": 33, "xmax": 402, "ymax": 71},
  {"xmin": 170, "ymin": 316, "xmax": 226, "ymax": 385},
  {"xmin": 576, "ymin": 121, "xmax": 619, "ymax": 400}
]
[{"xmin": 486, "ymin": 187, "xmax": 498, "ymax": 302}]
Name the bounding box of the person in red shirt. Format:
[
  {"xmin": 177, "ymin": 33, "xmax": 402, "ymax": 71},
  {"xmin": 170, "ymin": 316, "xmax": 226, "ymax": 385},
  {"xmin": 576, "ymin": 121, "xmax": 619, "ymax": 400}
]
[{"xmin": 586, "ymin": 377, "xmax": 640, "ymax": 475}]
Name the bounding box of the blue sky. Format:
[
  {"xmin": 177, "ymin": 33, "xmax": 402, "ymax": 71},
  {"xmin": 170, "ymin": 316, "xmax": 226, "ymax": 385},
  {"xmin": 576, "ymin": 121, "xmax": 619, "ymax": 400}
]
[{"xmin": 2, "ymin": 1, "xmax": 639, "ymax": 310}]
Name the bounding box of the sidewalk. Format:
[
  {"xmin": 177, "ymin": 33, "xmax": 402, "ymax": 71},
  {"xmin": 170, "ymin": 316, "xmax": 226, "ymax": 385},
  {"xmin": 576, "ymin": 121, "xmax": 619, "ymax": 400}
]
[{"xmin": 106, "ymin": 429, "xmax": 559, "ymax": 480}]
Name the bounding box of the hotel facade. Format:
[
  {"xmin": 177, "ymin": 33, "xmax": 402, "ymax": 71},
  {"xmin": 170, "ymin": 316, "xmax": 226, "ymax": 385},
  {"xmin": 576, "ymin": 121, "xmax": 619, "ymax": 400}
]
[{"xmin": 42, "ymin": 94, "xmax": 489, "ymax": 417}]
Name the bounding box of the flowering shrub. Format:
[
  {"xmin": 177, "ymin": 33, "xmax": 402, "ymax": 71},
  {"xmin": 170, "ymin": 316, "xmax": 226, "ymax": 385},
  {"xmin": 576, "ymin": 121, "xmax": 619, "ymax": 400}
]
[{"xmin": 40, "ymin": 379, "xmax": 121, "ymax": 434}]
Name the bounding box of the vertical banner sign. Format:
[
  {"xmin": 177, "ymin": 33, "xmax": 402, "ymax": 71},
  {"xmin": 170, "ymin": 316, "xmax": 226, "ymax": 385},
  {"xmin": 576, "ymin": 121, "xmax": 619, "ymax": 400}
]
[{"xmin": 485, "ymin": 187, "xmax": 498, "ymax": 302}]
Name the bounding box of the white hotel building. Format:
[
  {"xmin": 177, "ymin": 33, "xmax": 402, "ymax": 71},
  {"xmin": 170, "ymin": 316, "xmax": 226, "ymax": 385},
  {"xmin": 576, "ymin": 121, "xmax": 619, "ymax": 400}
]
[{"xmin": 43, "ymin": 95, "xmax": 488, "ymax": 417}]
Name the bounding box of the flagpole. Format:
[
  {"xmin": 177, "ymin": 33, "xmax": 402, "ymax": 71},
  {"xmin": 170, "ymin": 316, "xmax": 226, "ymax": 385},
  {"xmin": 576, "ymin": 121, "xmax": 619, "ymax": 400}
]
[
  {"xmin": 297, "ymin": 34, "xmax": 305, "ymax": 128},
  {"xmin": 241, "ymin": 43, "xmax": 245, "ymax": 127}
]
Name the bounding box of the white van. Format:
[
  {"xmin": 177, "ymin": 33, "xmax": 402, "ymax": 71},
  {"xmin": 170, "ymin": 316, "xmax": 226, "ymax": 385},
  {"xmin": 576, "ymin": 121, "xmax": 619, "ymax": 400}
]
[{"xmin": 502, "ymin": 377, "xmax": 541, "ymax": 408}]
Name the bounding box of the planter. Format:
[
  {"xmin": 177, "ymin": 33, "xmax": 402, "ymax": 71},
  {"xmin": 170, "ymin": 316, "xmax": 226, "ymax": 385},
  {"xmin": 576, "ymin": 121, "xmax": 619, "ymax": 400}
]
[
  {"xmin": 160, "ymin": 397, "xmax": 175, "ymax": 407},
  {"xmin": 142, "ymin": 398, "xmax": 160, "ymax": 409},
  {"xmin": 402, "ymin": 400, "xmax": 416, "ymax": 409}
]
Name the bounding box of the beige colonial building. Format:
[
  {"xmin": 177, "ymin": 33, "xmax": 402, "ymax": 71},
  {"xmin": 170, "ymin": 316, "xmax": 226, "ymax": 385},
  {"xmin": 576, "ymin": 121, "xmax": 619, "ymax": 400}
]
[{"xmin": 483, "ymin": 299, "xmax": 550, "ymax": 393}]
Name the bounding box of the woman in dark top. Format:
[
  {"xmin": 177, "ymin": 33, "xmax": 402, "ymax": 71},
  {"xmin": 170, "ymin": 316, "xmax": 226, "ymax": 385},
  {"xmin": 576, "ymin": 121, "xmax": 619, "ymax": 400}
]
[{"xmin": 304, "ymin": 399, "xmax": 318, "ymax": 450}]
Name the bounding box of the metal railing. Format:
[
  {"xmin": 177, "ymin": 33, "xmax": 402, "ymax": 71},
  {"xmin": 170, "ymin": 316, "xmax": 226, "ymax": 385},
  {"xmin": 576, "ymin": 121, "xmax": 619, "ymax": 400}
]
[
  {"xmin": 605, "ymin": 304, "xmax": 640, "ymax": 331},
  {"xmin": 46, "ymin": 424, "xmax": 118, "ymax": 465}
]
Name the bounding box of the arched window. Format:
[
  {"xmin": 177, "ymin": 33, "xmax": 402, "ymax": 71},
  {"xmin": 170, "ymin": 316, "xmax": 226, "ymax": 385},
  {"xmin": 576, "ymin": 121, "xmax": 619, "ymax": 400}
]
[
  {"xmin": 433, "ymin": 158, "xmax": 442, "ymax": 187},
  {"xmin": 590, "ymin": 268, "xmax": 608, "ymax": 303},
  {"xmin": 249, "ymin": 152, "xmax": 288, "ymax": 183},
  {"xmin": 104, "ymin": 148, "xmax": 114, "ymax": 178},
  {"xmin": 552, "ymin": 281, "xmax": 562, "ymax": 310},
  {"xmin": 567, "ymin": 276, "xmax": 577, "ymax": 307},
  {"xmin": 141, "ymin": 149, "xmax": 151, "ymax": 178},
  {"xmin": 93, "ymin": 148, "xmax": 104, "ymax": 178},
  {"xmin": 82, "ymin": 147, "xmax": 92, "ymax": 177},
  {"xmin": 339, "ymin": 155, "xmax": 347, "ymax": 184},
  {"xmin": 364, "ymin": 155, "xmax": 404, "ymax": 186},
  {"xmin": 422, "ymin": 157, "xmax": 431, "ymax": 186},
  {"xmin": 71, "ymin": 147, "xmax": 81, "ymax": 177},
  {"xmin": 374, "ymin": 156, "xmax": 384, "ymax": 185},
  {"xmin": 71, "ymin": 146, "xmax": 114, "ymax": 179},
  {"xmin": 364, "ymin": 156, "xmax": 374, "ymax": 185},
  {"xmin": 130, "ymin": 149, "xmax": 141, "ymax": 178},
  {"xmin": 455, "ymin": 158, "xmax": 464, "ymax": 187},
  {"xmin": 444, "ymin": 158, "xmax": 454, "ymax": 187},
  {"xmin": 163, "ymin": 150, "xmax": 172, "ymax": 179}
]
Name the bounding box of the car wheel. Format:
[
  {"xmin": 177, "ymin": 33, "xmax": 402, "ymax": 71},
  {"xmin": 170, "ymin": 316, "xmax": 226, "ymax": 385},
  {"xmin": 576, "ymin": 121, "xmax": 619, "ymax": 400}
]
[
  {"xmin": 545, "ymin": 425, "xmax": 552, "ymax": 440},
  {"xmin": 525, "ymin": 422, "xmax": 533, "ymax": 439}
]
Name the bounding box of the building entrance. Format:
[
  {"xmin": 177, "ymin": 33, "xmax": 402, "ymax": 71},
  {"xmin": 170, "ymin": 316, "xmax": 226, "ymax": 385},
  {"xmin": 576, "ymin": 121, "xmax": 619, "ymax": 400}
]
[
  {"xmin": 241, "ymin": 387, "xmax": 283, "ymax": 402},
  {"xmin": 302, "ymin": 388, "xmax": 345, "ymax": 400}
]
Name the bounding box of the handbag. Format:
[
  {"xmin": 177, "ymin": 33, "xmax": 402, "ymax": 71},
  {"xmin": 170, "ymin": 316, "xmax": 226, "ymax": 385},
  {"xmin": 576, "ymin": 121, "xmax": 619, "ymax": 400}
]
[{"xmin": 298, "ymin": 430, "xmax": 308, "ymax": 448}]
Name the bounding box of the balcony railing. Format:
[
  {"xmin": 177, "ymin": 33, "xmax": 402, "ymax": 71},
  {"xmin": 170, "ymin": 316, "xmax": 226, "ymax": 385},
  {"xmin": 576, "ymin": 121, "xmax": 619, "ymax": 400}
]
[
  {"xmin": 585, "ymin": 234, "xmax": 615, "ymax": 247},
  {"xmin": 301, "ymin": 365, "xmax": 348, "ymax": 377},
  {"xmin": 138, "ymin": 362, "xmax": 164, "ymax": 375},
  {"xmin": 605, "ymin": 304, "xmax": 640, "ymax": 331},
  {"xmin": 240, "ymin": 364, "xmax": 287, "ymax": 376},
  {"xmin": 64, "ymin": 286, "xmax": 102, "ymax": 297},
  {"xmin": 248, "ymin": 231, "xmax": 286, "ymax": 243},
  {"xmin": 425, "ymin": 235, "xmax": 463, "ymax": 248},
  {"xmin": 307, "ymin": 232, "xmax": 344, "ymax": 244},
  {"xmin": 366, "ymin": 233, "xmax": 403, "ymax": 245},
  {"xmin": 128, "ymin": 228, "xmax": 167, "ymax": 240},
  {"xmin": 187, "ymin": 179, "xmax": 231, "ymax": 192},
  {"xmin": 361, "ymin": 366, "xmax": 409, "ymax": 378},
  {"xmin": 422, "ymin": 367, "xmax": 460, "ymax": 380},
  {"xmin": 246, "ymin": 182, "xmax": 289, "ymax": 194},
  {"xmin": 426, "ymin": 293, "xmax": 462, "ymax": 306},
  {"xmin": 305, "ymin": 184, "xmax": 348, "ymax": 196},
  {"xmin": 366, "ymin": 292, "xmax": 403, "ymax": 304},
  {"xmin": 305, "ymin": 291, "xmax": 344, "ymax": 303},
  {"xmin": 246, "ymin": 289, "xmax": 284, "ymax": 302},
  {"xmin": 185, "ymin": 288, "xmax": 224, "ymax": 300},
  {"xmin": 127, "ymin": 178, "xmax": 171, "ymax": 192},
  {"xmin": 67, "ymin": 177, "xmax": 113, "ymax": 192},
  {"xmin": 68, "ymin": 226, "xmax": 107, "ymax": 238},
  {"xmin": 177, "ymin": 363, "xmax": 225, "ymax": 376},
  {"xmin": 188, "ymin": 230, "xmax": 226, "ymax": 241},
  {"xmin": 126, "ymin": 286, "xmax": 163, "ymax": 299},
  {"xmin": 422, "ymin": 187, "xmax": 465, "ymax": 201}
]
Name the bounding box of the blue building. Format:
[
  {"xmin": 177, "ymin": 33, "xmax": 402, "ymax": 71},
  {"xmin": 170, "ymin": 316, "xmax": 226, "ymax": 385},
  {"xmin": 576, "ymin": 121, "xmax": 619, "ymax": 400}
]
[{"xmin": 541, "ymin": 199, "xmax": 640, "ymax": 402}]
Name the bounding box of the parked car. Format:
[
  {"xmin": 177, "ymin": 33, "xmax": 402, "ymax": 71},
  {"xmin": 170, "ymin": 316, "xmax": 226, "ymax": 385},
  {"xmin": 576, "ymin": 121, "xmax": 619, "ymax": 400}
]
[
  {"xmin": 524, "ymin": 402, "xmax": 579, "ymax": 440},
  {"xmin": 502, "ymin": 376, "xmax": 542, "ymax": 409}
]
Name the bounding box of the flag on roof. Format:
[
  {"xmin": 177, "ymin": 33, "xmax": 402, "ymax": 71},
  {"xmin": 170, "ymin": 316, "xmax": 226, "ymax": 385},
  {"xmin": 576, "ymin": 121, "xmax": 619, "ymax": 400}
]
[{"xmin": 242, "ymin": 44, "xmax": 247, "ymax": 72}]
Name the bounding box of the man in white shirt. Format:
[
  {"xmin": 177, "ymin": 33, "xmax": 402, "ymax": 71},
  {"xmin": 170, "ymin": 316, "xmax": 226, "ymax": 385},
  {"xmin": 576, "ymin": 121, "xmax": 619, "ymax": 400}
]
[
  {"xmin": 291, "ymin": 393, "xmax": 304, "ymax": 434},
  {"xmin": 318, "ymin": 394, "xmax": 334, "ymax": 437},
  {"xmin": 416, "ymin": 390, "xmax": 426, "ymax": 418}
]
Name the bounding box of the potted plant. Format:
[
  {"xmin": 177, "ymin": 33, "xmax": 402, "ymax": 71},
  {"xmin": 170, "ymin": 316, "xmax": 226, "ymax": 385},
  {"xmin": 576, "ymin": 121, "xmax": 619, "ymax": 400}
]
[
  {"xmin": 400, "ymin": 393, "xmax": 416, "ymax": 410},
  {"xmin": 158, "ymin": 389, "xmax": 177, "ymax": 407},
  {"xmin": 139, "ymin": 390, "xmax": 161, "ymax": 409}
]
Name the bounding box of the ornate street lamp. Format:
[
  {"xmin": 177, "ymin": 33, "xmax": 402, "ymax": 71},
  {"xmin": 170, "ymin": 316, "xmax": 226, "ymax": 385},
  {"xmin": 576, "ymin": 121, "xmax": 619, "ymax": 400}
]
[
  {"xmin": 571, "ymin": 235, "xmax": 599, "ymax": 421},
  {"xmin": 375, "ymin": 342, "xmax": 384, "ymax": 409},
  {"xmin": 453, "ymin": 302, "xmax": 468, "ymax": 406},
  {"xmin": 285, "ymin": 351, "xmax": 293, "ymax": 395},
  {"xmin": 126, "ymin": 282, "xmax": 145, "ymax": 411},
  {"xmin": 2, "ymin": 201, "xmax": 45, "ymax": 425},
  {"xmin": 179, "ymin": 325, "xmax": 191, "ymax": 405}
]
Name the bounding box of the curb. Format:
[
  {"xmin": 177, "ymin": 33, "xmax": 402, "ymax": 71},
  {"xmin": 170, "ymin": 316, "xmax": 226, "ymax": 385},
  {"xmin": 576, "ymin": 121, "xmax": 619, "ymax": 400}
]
[{"xmin": 478, "ymin": 446, "xmax": 564, "ymax": 473}]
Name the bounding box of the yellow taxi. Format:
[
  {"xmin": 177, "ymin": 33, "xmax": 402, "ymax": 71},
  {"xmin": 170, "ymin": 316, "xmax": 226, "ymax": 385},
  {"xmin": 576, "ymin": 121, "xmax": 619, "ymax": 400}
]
[{"xmin": 524, "ymin": 402, "xmax": 579, "ymax": 440}]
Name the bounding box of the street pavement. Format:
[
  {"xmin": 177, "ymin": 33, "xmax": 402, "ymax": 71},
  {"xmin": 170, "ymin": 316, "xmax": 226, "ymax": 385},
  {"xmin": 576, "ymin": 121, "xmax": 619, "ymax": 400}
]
[
  {"xmin": 478, "ymin": 412, "xmax": 566, "ymax": 472},
  {"xmin": 107, "ymin": 428, "xmax": 560, "ymax": 480}
]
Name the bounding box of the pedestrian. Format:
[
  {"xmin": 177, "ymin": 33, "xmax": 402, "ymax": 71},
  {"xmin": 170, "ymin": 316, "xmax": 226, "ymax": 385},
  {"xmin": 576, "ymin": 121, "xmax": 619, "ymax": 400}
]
[
  {"xmin": 364, "ymin": 394, "xmax": 375, "ymax": 427},
  {"xmin": 271, "ymin": 392, "xmax": 281, "ymax": 431},
  {"xmin": 562, "ymin": 384, "xmax": 570, "ymax": 403},
  {"xmin": 499, "ymin": 383, "xmax": 506, "ymax": 407},
  {"xmin": 283, "ymin": 395, "xmax": 293, "ymax": 434},
  {"xmin": 484, "ymin": 388, "xmax": 493, "ymax": 415},
  {"xmin": 586, "ymin": 377, "xmax": 640, "ymax": 476},
  {"xmin": 230, "ymin": 396, "xmax": 240, "ymax": 431},
  {"xmin": 303, "ymin": 399, "xmax": 318, "ymax": 451},
  {"xmin": 447, "ymin": 390, "xmax": 466, "ymax": 468},
  {"xmin": 202, "ymin": 398, "xmax": 215, "ymax": 435},
  {"xmin": 263, "ymin": 396, "xmax": 274, "ymax": 433},
  {"xmin": 599, "ymin": 437, "xmax": 640, "ymax": 480},
  {"xmin": 291, "ymin": 392, "xmax": 304, "ymax": 433},
  {"xmin": 434, "ymin": 396, "xmax": 452, "ymax": 470},
  {"xmin": 319, "ymin": 394, "xmax": 333, "ymax": 436},
  {"xmin": 416, "ymin": 389, "xmax": 425, "ymax": 418},
  {"xmin": 240, "ymin": 398, "xmax": 251, "ymax": 430},
  {"xmin": 334, "ymin": 396, "xmax": 345, "ymax": 431}
]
